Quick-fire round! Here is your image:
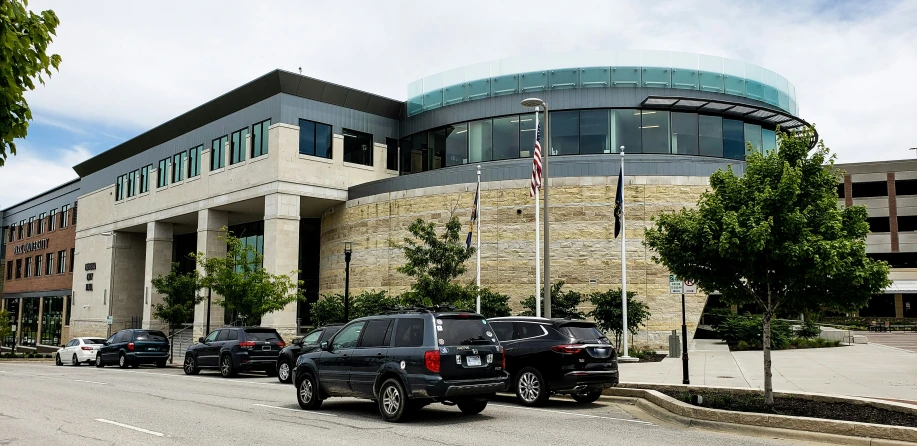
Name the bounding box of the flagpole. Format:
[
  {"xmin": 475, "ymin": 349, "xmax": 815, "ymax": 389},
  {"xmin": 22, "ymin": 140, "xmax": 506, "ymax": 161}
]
[
  {"xmin": 476, "ymin": 165, "xmax": 482, "ymax": 314},
  {"xmin": 534, "ymin": 112, "xmax": 542, "ymax": 318},
  {"xmin": 620, "ymin": 147, "xmax": 632, "ymax": 360}
]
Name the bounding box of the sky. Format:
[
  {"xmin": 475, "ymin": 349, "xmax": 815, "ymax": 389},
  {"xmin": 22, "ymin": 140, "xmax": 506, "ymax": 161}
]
[{"xmin": 2, "ymin": 0, "xmax": 916, "ymax": 207}]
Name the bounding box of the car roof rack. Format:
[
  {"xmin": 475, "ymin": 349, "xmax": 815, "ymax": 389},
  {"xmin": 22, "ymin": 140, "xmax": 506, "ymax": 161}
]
[{"xmin": 377, "ymin": 305, "xmax": 476, "ymax": 315}]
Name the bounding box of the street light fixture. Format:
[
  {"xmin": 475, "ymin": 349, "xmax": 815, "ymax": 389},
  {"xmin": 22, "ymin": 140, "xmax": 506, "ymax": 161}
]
[
  {"xmin": 344, "ymin": 242, "xmax": 353, "ymax": 322},
  {"xmin": 520, "ymin": 98, "xmax": 551, "ymax": 318}
]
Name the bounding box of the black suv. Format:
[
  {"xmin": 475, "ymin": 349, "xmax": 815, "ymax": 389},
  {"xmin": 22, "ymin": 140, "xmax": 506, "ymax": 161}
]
[
  {"xmin": 276, "ymin": 324, "xmax": 342, "ymax": 383},
  {"xmin": 95, "ymin": 329, "xmax": 170, "ymax": 369},
  {"xmin": 183, "ymin": 327, "xmax": 285, "ymax": 378},
  {"xmin": 292, "ymin": 309, "xmax": 508, "ymax": 422},
  {"xmin": 489, "ymin": 317, "xmax": 618, "ymax": 406}
]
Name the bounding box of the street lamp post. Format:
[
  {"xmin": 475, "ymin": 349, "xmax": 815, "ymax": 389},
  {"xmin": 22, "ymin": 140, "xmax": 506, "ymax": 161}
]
[
  {"xmin": 344, "ymin": 242, "xmax": 353, "ymax": 322},
  {"xmin": 521, "ymin": 98, "xmax": 551, "ymax": 318}
]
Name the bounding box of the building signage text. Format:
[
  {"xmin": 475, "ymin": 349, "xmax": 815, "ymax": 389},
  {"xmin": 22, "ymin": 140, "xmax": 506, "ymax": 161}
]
[{"xmin": 13, "ymin": 238, "xmax": 49, "ymax": 256}]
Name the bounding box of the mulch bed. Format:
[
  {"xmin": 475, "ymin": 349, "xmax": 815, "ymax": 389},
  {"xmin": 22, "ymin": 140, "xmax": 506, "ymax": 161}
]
[
  {"xmin": 658, "ymin": 389, "xmax": 917, "ymax": 427},
  {"xmin": 638, "ymin": 353, "xmax": 668, "ymax": 362}
]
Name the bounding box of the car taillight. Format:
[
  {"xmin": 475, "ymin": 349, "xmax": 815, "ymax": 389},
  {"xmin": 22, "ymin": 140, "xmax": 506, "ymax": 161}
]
[
  {"xmin": 239, "ymin": 341, "xmax": 256, "ymax": 349},
  {"xmin": 424, "ymin": 350, "xmax": 440, "ymax": 373},
  {"xmin": 551, "ymin": 344, "xmax": 584, "ymax": 354},
  {"xmin": 502, "ymin": 351, "xmax": 506, "ymax": 370},
  {"xmin": 127, "ymin": 342, "xmax": 134, "ymax": 351},
  {"xmin": 277, "ymin": 341, "xmax": 286, "ymax": 348},
  {"xmin": 81, "ymin": 346, "xmax": 93, "ymax": 351}
]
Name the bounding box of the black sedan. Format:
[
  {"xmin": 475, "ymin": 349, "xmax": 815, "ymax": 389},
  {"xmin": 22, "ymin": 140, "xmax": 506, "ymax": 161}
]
[
  {"xmin": 96, "ymin": 329, "xmax": 170, "ymax": 368},
  {"xmin": 276, "ymin": 324, "xmax": 342, "ymax": 383}
]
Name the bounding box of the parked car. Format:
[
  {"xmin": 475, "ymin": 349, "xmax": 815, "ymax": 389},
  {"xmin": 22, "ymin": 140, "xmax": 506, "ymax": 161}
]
[
  {"xmin": 292, "ymin": 309, "xmax": 509, "ymax": 422},
  {"xmin": 276, "ymin": 324, "xmax": 342, "ymax": 384},
  {"xmin": 95, "ymin": 329, "xmax": 170, "ymax": 368},
  {"xmin": 56, "ymin": 337, "xmax": 107, "ymax": 366},
  {"xmin": 488, "ymin": 317, "xmax": 618, "ymax": 406},
  {"xmin": 183, "ymin": 327, "xmax": 285, "ymax": 378}
]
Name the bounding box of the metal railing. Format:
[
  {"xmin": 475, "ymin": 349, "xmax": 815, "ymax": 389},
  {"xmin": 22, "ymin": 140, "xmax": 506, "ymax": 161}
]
[{"xmin": 167, "ymin": 324, "xmax": 194, "ymax": 364}]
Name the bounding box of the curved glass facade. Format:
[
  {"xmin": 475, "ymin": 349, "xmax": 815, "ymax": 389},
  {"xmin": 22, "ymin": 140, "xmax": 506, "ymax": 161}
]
[
  {"xmin": 397, "ymin": 108, "xmax": 777, "ymax": 174},
  {"xmin": 407, "ymin": 50, "xmax": 797, "ymax": 117}
]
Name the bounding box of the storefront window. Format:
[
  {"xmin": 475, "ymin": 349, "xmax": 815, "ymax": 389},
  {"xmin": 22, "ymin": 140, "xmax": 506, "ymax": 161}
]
[
  {"xmin": 19, "ymin": 298, "xmax": 39, "ymax": 347},
  {"xmin": 40, "ymin": 296, "xmax": 63, "ymax": 346},
  {"xmin": 2, "ymin": 299, "xmax": 16, "ymax": 346}
]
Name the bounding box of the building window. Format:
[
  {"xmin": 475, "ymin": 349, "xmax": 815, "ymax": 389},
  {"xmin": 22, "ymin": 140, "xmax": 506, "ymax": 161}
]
[
  {"xmin": 428, "ymin": 128, "xmax": 446, "ymax": 170},
  {"xmin": 115, "ymin": 174, "xmax": 125, "ymax": 201},
  {"xmin": 211, "ymin": 135, "xmax": 227, "ymax": 170},
  {"xmin": 58, "ymin": 250, "xmax": 66, "ymax": 274},
  {"xmin": 551, "ymin": 111, "xmax": 580, "ymax": 156},
  {"xmin": 70, "ymin": 248, "xmax": 75, "ymax": 272},
  {"xmin": 6, "ymin": 261, "xmax": 12, "ymax": 280},
  {"xmin": 127, "ymin": 169, "xmax": 138, "ymax": 197},
  {"xmin": 641, "ymin": 110, "xmax": 670, "ymax": 154},
  {"xmin": 140, "ymin": 165, "xmax": 151, "ymax": 193},
  {"xmin": 188, "ymin": 145, "xmax": 202, "ymax": 178},
  {"xmin": 27, "ymin": 217, "xmax": 34, "ymax": 237},
  {"xmin": 40, "ymin": 296, "xmax": 64, "ymax": 347},
  {"xmin": 671, "ymin": 112, "xmax": 699, "ymax": 155},
  {"xmin": 46, "ymin": 253, "xmax": 53, "ymax": 276},
  {"xmin": 492, "ymin": 116, "xmax": 520, "ymax": 161},
  {"xmin": 18, "ymin": 220, "xmax": 24, "ymax": 239},
  {"xmin": 579, "ymin": 110, "xmax": 610, "ymax": 155},
  {"xmin": 343, "ymin": 128, "xmax": 373, "ymax": 166},
  {"xmin": 298, "ymin": 119, "xmax": 332, "ymax": 159},
  {"xmin": 723, "ymin": 119, "xmax": 745, "ymax": 160},
  {"xmin": 251, "ymin": 119, "xmax": 271, "ymax": 158},
  {"xmin": 37, "ymin": 212, "xmax": 46, "ymax": 235},
  {"xmin": 16, "ymin": 258, "xmax": 22, "ymax": 279},
  {"xmin": 172, "ymin": 152, "xmax": 186, "ymax": 183},
  {"xmin": 6, "ymin": 225, "xmax": 12, "ymax": 242},
  {"xmin": 19, "ymin": 298, "xmax": 38, "ymax": 347},
  {"xmin": 157, "ymin": 158, "xmax": 170, "ymax": 188},
  {"xmin": 24, "ymin": 256, "xmax": 32, "ymax": 278},
  {"xmin": 60, "ymin": 205, "xmax": 70, "ymax": 229},
  {"xmin": 231, "ymin": 128, "xmax": 248, "ymax": 165},
  {"xmin": 35, "ymin": 254, "xmax": 42, "ymax": 277},
  {"xmin": 468, "ymin": 121, "xmax": 492, "ymax": 164},
  {"xmin": 386, "ymin": 137, "xmax": 399, "ymax": 171}
]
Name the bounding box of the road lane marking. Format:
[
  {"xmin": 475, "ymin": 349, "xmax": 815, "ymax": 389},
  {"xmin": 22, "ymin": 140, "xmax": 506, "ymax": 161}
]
[
  {"xmin": 490, "ymin": 403, "xmax": 655, "ymax": 425},
  {"xmin": 253, "ymin": 403, "xmax": 338, "ymax": 417},
  {"xmin": 95, "ymin": 419, "xmax": 164, "ymax": 437},
  {"xmin": 73, "ymin": 379, "xmax": 107, "ymax": 385}
]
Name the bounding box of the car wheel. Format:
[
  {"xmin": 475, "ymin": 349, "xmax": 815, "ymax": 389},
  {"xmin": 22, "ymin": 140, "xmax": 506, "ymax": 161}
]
[
  {"xmin": 155, "ymin": 359, "xmax": 167, "ymax": 368},
  {"xmin": 95, "ymin": 354, "xmax": 104, "ymax": 368},
  {"xmin": 277, "ymin": 360, "xmax": 292, "ymax": 383},
  {"xmin": 183, "ymin": 354, "xmax": 200, "ymax": 375},
  {"xmin": 55, "ymin": 354, "xmax": 62, "ymax": 366},
  {"xmin": 378, "ymin": 378, "xmax": 408, "ymax": 422},
  {"xmin": 72, "ymin": 354, "xmax": 81, "ymax": 367},
  {"xmin": 571, "ymin": 389, "xmax": 603, "ymax": 404},
  {"xmin": 296, "ymin": 373, "xmax": 323, "ymax": 410},
  {"xmin": 118, "ymin": 353, "xmax": 129, "ymax": 369},
  {"xmin": 516, "ymin": 367, "xmax": 550, "ymax": 406},
  {"xmin": 457, "ymin": 399, "xmax": 488, "ymax": 415},
  {"xmin": 219, "ymin": 355, "xmax": 236, "ymax": 378}
]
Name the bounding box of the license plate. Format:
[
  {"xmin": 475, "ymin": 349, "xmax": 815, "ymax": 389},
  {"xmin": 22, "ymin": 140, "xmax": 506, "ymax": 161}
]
[
  {"xmin": 466, "ymin": 355, "xmax": 481, "ymax": 366},
  {"xmin": 262, "ymin": 345, "xmax": 271, "ymax": 351},
  {"xmin": 148, "ymin": 347, "xmax": 157, "ymax": 351}
]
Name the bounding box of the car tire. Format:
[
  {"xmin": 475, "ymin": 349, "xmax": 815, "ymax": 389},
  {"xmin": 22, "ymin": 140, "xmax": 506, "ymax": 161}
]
[
  {"xmin": 277, "ymin": 360, "xmax": 292, "ymax": 383},
  {"xmin": 457, "ymin": 399, "xmax": 488, "ymax": 415},
  {"xmin": 55, "ymin": 354, "xmax": 62, "ymax": 366},
  {"xmin": 378, "ymin": 378, "xmax": 408, "ymax": 423},
  {"xmin": 296, "ymin": 373, "xmax": 323, "ymax": 410},
  {"xmin": 219, "ymin": 354, "xmax": 236, "ymax": 378},
  {"xmin": 571, "ymin": 389, "xmax": 603, "ymax": 404},
  {"xmin": 72, "ymin": 354, "xmax": 81, "ymax": 366},
  {"xmin": 183, "ymin": 354, "xmax": 200, "ymax": 375},
  {"xmin": 95, "ymin": 354, "xmax": 104, "ymax": 368},
  {"xmin": 516, "ymin": 367, "xmax": 550, "ymax": 407},
  {"xmin": 118, "ymin": 353, "xmax": 129, "ymax": 369},
  {"xmin": 155, "ymin": 359, "xmax": 167, "ymax": 368}
]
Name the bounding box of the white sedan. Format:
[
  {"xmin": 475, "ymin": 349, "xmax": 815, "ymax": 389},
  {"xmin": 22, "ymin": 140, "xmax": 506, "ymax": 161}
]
[{"xmin": 56, "ymin": 337, "xmax": 107, "ymax": 366}]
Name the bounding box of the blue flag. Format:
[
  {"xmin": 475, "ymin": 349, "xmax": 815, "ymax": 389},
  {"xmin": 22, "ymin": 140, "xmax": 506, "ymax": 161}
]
[{"xmin": 614, "ymin": 166, "xmax": 623, "ymax": 238}]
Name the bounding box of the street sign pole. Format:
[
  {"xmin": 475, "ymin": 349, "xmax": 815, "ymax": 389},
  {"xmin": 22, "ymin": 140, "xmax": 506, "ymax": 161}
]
[{"xmin": 682, "ymin": 291, "xmax": 689, "ymax": 385}]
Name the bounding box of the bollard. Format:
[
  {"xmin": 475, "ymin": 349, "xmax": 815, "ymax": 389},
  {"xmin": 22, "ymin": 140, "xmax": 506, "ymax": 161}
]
[{"xmin": 668, "ymin": 330, "xmax": 681, "ymax": 358}]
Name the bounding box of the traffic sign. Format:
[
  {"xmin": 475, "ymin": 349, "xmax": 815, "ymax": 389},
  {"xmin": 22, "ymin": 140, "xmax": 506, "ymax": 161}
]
[
  {"xmin": 105, "ymin": 315, "xmax": 113, "ymax": 325},
  {"xmin": 669, "ymin": 275, "xmax": 683, "ymax": 294},
  {"xmin": 683, "ymin": 279, "xmax": 698, "ymax": 294}
]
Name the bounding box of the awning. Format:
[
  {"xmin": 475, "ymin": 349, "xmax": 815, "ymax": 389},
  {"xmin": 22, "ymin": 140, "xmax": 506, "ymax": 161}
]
[{"xmin": 884, "ymin": 280, "xmax": 917, "ymax": 293}]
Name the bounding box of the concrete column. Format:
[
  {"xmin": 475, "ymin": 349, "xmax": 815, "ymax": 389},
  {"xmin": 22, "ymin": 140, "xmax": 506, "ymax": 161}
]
[
  {"xmin": 143, "ymin": 222, "xmax": 173, "ymax": 330},
  {"xmin": 15, "ymin": 297, "xmax": 23, "ymax": 346},
  {"xmin": 259, "ymin": 193, "xmax": 300, "ymax": 339},
  {"xmin": 194, "ymin": 209, "xmax": 228, "ymax": 339},
  {"xmin": 36, "ymin": 297, "xmax": 44, "ymax": 346},
  {"xmin": 895, "ymin": 294, "xmax": 904, "ymax": 319}
]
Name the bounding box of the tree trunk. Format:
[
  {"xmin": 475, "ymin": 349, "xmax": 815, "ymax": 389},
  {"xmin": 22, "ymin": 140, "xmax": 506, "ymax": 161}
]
[{"xmin": 763, "ymin": 294, "xmax": 774, "ymax": 409}]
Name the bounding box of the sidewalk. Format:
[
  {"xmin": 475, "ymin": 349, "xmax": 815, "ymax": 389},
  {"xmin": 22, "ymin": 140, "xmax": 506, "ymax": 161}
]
[{"xmin": 619, "ymin": 339, "xmax": 917, "ymax": 403}]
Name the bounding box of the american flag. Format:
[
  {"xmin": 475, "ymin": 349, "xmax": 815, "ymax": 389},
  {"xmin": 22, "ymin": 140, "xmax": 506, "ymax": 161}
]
[{"xmin": 529, "ymin": 113, "xmax": 543, "ymax": 197}]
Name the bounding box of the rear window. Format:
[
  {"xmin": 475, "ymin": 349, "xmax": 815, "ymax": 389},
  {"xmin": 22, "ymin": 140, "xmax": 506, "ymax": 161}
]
[
  {"xmin": 133, "ymin": 330, "xmax": 167, "ymax": 341},
  {"xmin": 84, "ymin": 338, "xmax": 106, "ymax": 345},
  {"xmin": 244, "ymin": 329, "xmax": 283, "ymax": 342},
  {"xmin": 561, "ymin": 325, "xmax": 607, "ymax": 342},
  {"xmin": 439, "ymin": 317, "xmax": 497, "ymax": 346}
]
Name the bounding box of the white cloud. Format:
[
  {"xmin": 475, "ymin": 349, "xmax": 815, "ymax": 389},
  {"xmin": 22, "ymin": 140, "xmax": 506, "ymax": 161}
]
[
  {"xmin": 19, "ymin": 0, "xmax": 917, "ymax": 163},
  {"xmin": 0, "ymin": 144, "xmax": 90, "ymax": 208}
]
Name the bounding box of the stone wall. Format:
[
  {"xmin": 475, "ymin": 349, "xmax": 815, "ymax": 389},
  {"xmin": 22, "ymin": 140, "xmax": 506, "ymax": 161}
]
[{"xmin": 320, "ymin": 175, "xmax": 711, "ymax": 350}]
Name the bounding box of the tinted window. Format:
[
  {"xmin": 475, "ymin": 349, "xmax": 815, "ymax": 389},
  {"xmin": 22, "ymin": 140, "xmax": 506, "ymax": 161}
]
[
  {"xmin": 439, "ymin": 317, "xmax": 497, "ymax": 346},
  {"xmin": 302, "ymin": 330, "xmax": 322, "ymax": 344},
  {"xmin": 134, "ymin": 330, "xmax": 167, "ymax": 341},
  {"xmin": 244, "ymin": 329, "xmax": 282, "ymax": 342},
  {"xmin": 115, "ymin": 331, "xmax": 131, "ymax": 343},
  {"xmin": 393, "ymin": 318, "xmax": 425, "ymax": 348},
  {"xmin": 204, "ymin": 331, "xmax": 220, "ymax": 342},
  {"xmin": 226, "ymin": 330, "xmax": 239, "ymax": 341},
  {"xmin": 319, "ymin": 326, "xmax": 341, "ymax": 343},
  {"xmin": 561, "ymin": 325, "xmax": 607, "ymax": 342},
  {"xmin": 85, "ymin": 338, "xmax": 106, "ymax": 345},
  {"xmin": 490, "ymin": 321, "xmax": 514, "ymax": 341},
  {"xmin": 332, "ymin": 322, "xmax": 365, "ymax": 350},
  {"xmin": 217, "ymin": 330, "xmax": 231, "ymax": 341},
  {"xmin": 516, "ymin": 322, "xmax": 547, "ymax": 340},
  {"xmin": 359, "ymin": 319, "xmax": 393, "ymax": 348}
]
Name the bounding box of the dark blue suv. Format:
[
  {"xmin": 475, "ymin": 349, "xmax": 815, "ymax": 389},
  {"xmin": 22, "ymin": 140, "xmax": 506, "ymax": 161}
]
[
  {"xmin": 95, "ymin": 329, "xmax": 170, "ymax": 368},
  {"xmin": 292, "ymin": 309, "xmax": 508, "ymax": 422}
]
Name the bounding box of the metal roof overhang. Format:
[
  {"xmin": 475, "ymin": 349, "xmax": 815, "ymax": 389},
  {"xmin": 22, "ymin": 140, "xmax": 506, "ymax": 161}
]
[
  {"xmin": 640, "ymin": 96, "xmax": 818, "ymax": 149},
  {"xmin": 885, "ymin": 280, "xmax": 917, "ymax": 294}
]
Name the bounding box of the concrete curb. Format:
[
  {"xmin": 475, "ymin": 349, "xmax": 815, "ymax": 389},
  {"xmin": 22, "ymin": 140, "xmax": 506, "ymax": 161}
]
[{"xmin": 605, "ymin": 386, "xmax": 917, "ymax": 444}]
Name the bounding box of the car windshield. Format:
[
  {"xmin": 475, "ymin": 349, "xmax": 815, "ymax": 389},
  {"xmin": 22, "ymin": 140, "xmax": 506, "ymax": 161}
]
[
  {"xmin": 133, "ymin": 330, "xmax": 167, "ymax": 341},
  {"xmin": 84, "ymin": 338, "xmax": 106, "ymax": 345},
  {"xmin": 439, "ymin": 316, "xmax": 498, "ymax": 346},
  {"xmin": 561, "ymin": 325, "xmax": 608, "ymax": 343},
  {"xmin": 245, "ymin": 330, "xmax": 282, "ymax": 342}
]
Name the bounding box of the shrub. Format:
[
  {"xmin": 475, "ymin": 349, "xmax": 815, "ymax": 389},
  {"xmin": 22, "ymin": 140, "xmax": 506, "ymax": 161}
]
[
  {"xmin": 795, "ymin": 320, "xmax": 821, "ymax": 339},
  {"xmin": 627, "ymin": 348, "xmax": 658, "ymax": 361},
  {"xmin": 715, "ymin": 314, "xmax": 791, "ymax": 349},
  {"xmin": 453, "ymin": 287, "xmax": 512, "ymax": 318},
  {"xmin": 520, "ymin": 281, "xmax": 585, "ymax": 319},
  {"xmin": 788, "ymin": 338, "xmax": 841, "ymax": 349}
]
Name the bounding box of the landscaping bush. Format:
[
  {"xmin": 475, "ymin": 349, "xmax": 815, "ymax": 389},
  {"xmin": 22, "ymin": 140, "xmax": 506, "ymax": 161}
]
[
  {"xmin": 715, "ymin": 314, "xmax": 792, "ymax": 349},
  {"xmin": 788, "ymin": 338, "xmax": 841, "ymax": 349},
  {"xmin": 627, "ymin": 348, "xmax": 658, "ymax": 361},
  {"xmin": 795, "ymin": 320, "xmax": 821, "ymax": 339}
]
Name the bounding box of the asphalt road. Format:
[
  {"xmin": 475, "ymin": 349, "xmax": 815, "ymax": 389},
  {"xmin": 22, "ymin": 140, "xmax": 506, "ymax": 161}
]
[{"xmin": 0, "ymin": 361, "xmax": 814, "ymax": 446}]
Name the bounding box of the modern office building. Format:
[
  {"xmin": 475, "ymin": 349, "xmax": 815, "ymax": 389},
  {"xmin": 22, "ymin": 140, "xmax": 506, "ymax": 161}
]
[
  {"xmin": 1, "ymin": 180, "xmax": 80, "ymax": 352},
  {"xmin": 4, "ymin": 51, "xmax": 816, "ymax": 348}
]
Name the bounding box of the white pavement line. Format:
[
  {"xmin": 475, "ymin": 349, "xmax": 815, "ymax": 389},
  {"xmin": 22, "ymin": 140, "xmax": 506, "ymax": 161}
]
[
  {"xmin": 490, "ymin": 404, "xmax": 655, "ymax": 426},
  {"xmin": 73, "ymin": 379, "xmax": 107, "ymax": 385},
  {"xmin": 253, "ymin": 403, "xmax": 338, "ymax": 417},
  {"xmin": 95, "ymin": 419, "xmax": 164, "ymax": 437}
]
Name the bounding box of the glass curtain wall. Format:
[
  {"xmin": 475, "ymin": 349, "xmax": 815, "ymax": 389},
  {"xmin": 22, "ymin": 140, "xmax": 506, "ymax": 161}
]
[
  {"xmin": 19, "ymin": 298, "xmax": 39, "ymax": 347},
  {"xmin": 3, "ymin": 299, "xmax": 17, "ymax": 346},
  {"xmin": 493, "ymin": 116, "xmax": 520, "ymax": 160},
  {"xmin": 469, "ymin": 120, "xmax": 493, "ymax": 163},
  {"xmin": 428, "ymin": 128, "xmax": 447, "ymax": 169},
  {"xmin": 550, "ymin": 111, "xmax": 579, "ymax": 156},
  {"xmin": 40, "ymin": 296, "xmax": 63, "ymax": 346},
  {"xmin": 444, "ymin": 124, "xmax": 468, "ymax": 166},
  {"xmin": 723, "ymin": 119, "xmax": 745, "ymax": 160},
  {"xmin": 671, "ymin": 112, "xmax": 699, "ymax": 155},
  {"xmin": 611, "ymin": 110, "xmax": 641, "ymax": 153},
  {"xmin": 641, "ymin": 111, "xmax": 670, "ymax": 154},
  {"xmin": 580, "ymin": 110, "xmax": 610, "ymax": 154},
  {"xmin": 698, "ymin": 115, "xmax": 724, "ymax": 157}
]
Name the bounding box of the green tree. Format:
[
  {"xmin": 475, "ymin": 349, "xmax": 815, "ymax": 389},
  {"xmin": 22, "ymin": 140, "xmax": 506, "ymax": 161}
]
[
  {"xmin": 0, "ymin": 309, "xmax": 12, "ymax": 351},
  {"xmin": 644, "ymin": 128, "xmax": 889, "ymax": 408},
  {"xmin": 395, "ymin": 217, "xmax": 475, "ymax": 306},
  {"xmin": 454, "ymin": 286, "xmax": 512, "ymax": 318},
  {"xmin": 197, "ymin": 230, "xmax": 304, "ymax": 325},
  {"xmin": 1, "ymin": 0, "xmax": 62, "ymax": 166},
  {"xmin": 310, "ymin": 290, "xmax": 403, "ymax": 326},
  {"xmin": 588, "ymin": 288, "xmax": 651, "ymax": 352},
  {"xmin": 519, "ymin": 281, "xmax": 586, "ymax": 319},
  {"xmin": 150, "ymin": 263, "xmax": 203, "ymax": 360}
]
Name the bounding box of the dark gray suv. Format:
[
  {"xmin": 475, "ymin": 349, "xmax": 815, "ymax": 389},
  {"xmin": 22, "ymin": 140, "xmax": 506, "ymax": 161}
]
[{"xmin": 183, "ymin": 327, "xmax": 285, "ymax": 378}]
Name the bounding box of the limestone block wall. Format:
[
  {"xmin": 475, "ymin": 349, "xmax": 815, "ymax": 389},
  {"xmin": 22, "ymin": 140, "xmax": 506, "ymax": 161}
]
[{"xmin": 319, "ymin": 174, "xmax": 711, "ymax": 350}]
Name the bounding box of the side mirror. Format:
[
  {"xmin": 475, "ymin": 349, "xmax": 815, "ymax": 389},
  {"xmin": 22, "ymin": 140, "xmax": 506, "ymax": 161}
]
[
  {"xmin": 320, "ymin": 341, "xmax": 329, "ymax": 351},
  {"xmin": 60, "ymin": 345, "xmax": 66, "ymax": 348},
  {"xmin": 104, "ymin": 342, "xmax": 110, "ymax": 346},
  {"xmin": 198, "ymin": 337, "xmax": 205, "ymax": 344}
]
